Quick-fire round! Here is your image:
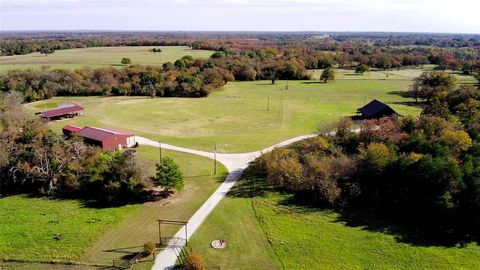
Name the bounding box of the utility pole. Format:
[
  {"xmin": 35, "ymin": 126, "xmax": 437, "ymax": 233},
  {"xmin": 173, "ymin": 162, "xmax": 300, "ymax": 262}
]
[
  {"xmin": 213, "ymin": 144, "xmax": 217, "ymax": 175},
  {"xmin": 267, "ymin": 95, "xmax": 270, "ymax": 111}
]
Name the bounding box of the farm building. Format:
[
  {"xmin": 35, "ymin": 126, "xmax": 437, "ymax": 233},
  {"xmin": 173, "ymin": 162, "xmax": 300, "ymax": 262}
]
[
  {"xmin": 62, "ymin": 124, "xmax": 82, "ymax": 136},
  {"xmin": 357, "ymin": 99, "xmax": 397, "ymax": 118},
  {"xmin": 39, "ymin": 104, "xmax": 84, "ymax": 121},
  {"xmin": 63, "ymin": 125, "xmax": 136, "ymax": 151}
]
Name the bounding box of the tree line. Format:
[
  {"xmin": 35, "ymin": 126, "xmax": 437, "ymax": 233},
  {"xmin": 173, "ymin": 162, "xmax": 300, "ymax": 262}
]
[
  {"xmin": 2, "ymin": 32, "xmax": 480, "ymax": 74},
  {"xmin": 0, "ymin": 51, "xmax": 314, "ymax": 101},
  {"xmin": 248, "ymin": 71, "xmax": 480, "ymax": 241},
  {"xmin": 0, "ymin": 56, "xmax": 234, "ymax": 101}
]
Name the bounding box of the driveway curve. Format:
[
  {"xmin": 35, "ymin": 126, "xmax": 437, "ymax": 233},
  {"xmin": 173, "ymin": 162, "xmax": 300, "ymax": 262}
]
[{"xmin": 135, "ymin": 135, "xmax": 317, "ymax": 270}]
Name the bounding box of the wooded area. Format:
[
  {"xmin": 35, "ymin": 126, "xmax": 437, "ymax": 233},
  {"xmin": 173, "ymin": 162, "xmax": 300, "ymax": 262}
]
[{"xmin": 249, "ymin": 71, "xmax": 480, "ymax": 242}]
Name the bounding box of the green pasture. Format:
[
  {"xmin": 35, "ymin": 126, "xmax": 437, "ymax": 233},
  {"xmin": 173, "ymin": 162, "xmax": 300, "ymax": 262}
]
[
  {"xmin": 27, "ymin": 69, "xmax": 436, "ymax": 152},
  {"xmin": 0, "ymin": 46, "xmax": 213, "ymax": 72},
  {"xmin": 189, "ymin": 179, "xmax": 480, "ymax": 270},
  {"xmin": 0, "ymin": 195, "xmax": 139, "ymax": 263}
]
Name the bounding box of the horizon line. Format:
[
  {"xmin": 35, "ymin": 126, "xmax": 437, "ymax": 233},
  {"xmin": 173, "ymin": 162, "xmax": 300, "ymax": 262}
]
[{"xmin": 1, "ymin": 30, "xmax": 480, "ymax": 35}]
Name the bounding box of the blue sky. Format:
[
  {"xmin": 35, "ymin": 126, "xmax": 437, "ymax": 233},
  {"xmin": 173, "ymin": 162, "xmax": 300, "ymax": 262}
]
[{"xmin": 1, "ymin": 0, "xmax": 479, "ymax": 33}]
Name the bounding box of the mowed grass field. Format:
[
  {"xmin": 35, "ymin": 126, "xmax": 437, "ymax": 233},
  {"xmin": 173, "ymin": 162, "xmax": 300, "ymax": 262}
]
[
  {"xmin": 0, "ymin": 46, "xmax": 213, "ymax": 72},
  {"xmin": 0, "ymin": 195, "xmax": 139, "ymax": 264},
  {"xmin": 24, "ymin": 68, "xmax": 451, "ymax": 153},
  {"xmin": 0, "ymin": 147, "xmax": 226, "ymax": 269},
  {"xmin": 189, "ymin": 179, "xmax": 480, "ymax": 270}
]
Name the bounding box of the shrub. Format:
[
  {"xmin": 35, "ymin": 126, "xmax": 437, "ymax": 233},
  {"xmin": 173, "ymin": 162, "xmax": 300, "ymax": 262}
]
[
  {"xmin": 143, "ymin": 241, "xmax": 156, "ymax": 256},
  {"xmin": 183, "ymin": 250, "xmax": 205, "ymax": 270},
  {"xmin": 121, "ymin": 57, "xmax": 132, "ymax": 64}
]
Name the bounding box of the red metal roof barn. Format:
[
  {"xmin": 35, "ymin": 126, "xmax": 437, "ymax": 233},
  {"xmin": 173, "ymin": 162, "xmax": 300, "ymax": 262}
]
[
  {"xmin": 77, "ymin": 126, "xmax": 136, "ymax": 151},
  {"xmin": 40, "ymin": 105, "xmax": 84, "ymax": 121},
  {"xmin": 62, "ymin": 125, "xmax": 82, "ymax": 136}
]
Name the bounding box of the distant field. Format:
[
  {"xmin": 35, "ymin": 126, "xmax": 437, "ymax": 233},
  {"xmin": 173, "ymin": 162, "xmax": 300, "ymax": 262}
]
[
  {"xmin": 26, "ymin": 69, "xmax": 434, "ymax": 152},
  {"xmin": 0, "ymin": 46, "xmax": 213, "ymax": 72},
  {"xmin": 0, "ymin": 147, "xmax": 226, "ymax": 269},
  {"xmin": 189, "ymin": 179, "xmax": 480, "ymax": 270}
]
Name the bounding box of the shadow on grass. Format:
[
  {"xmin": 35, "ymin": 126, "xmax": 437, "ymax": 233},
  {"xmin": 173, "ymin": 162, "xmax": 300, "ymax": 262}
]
[
  {"xmin": 228, "ymin": 171, "xmax": 479, "ymax": 248},
  {"xmin": 225, "ymin": 174, "xmax": 274, "ymax": 199},
  {"xmin": 333, "ymin": 210, "xmax": 478, "ymax": 248},
  {"xmin": 301, "ymin": 81, "xmax": 327, "ymax": 84},
  {"xmin": 387, "ymin": 90, "xmax": 415, "ymax": 98},
  {"xmin": 103, "ymin": 245, "xmax": 143, "ymax": 255}
]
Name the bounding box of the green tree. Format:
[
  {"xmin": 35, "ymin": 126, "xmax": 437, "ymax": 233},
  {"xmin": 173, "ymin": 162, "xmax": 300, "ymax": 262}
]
[
  {"xmin": 455, "ymin": 98, "xmax": 480, "ymax": 128},
  {"xmin": 355, "ymin": 64, "xmax": 369, "ymax": 75},
  {"xmin": 152, "ymin": 156, "xmax": 184, "ymax": 192},
  {"xmin": 413, "ymin": 71, "xmax": 456, "ymax": 103},
  {"xmin": 320, "ymin": 68, "xmax": 335, "ymax": 83},
  {"xmin": 475, "ymin": 72, "xmax": 480, "ymax": 87},
  {"xmin": 40, "ymin": 47, "xmax": 54, "ymax": 56},
  {"xmin": 121, "ymin": 58, "xmax": 132, "ymax": 65},
  {"xmin": 359, "ymin": 142, "xmax": 394, "ymax": 171},
  {"xmin": 174, "ymin": 59, "xmax": 186, "ymax": 69}
]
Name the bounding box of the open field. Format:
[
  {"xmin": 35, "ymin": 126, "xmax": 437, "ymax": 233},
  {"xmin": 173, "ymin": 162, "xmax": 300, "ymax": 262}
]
[
  {"xmin": 309, "ymin": 68, "xmax": 478, "ymax": 84},
  {"xmin": 24, "ymin": 68, "xmax": 445, "ymax": 153},
  {"xmin": 0, "ymin": 46, "xmax": 213, "ymax": 72},
  {"xmin": 0, "ymin": 146, "xmax": 226, "ymax": 269},
  {"xmin": 189, "ymin": 179, "xmax": 480, "ymax": 270},
  {"xmin": 0, "ymin": 195, "xmax": 139, "ymax": 263}
]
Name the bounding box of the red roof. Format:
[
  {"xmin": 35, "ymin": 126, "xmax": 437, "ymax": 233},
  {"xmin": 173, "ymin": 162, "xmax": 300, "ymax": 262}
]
[
  {"xmin": 78, "ymin": 126, "xmax": 134, "ymax": 142},
  {"xmin": 41, "ymin": 105, "xmax": 84, "ymax": 118},
  {"xmin": 62, "ymin": 125, "xmax": 82, "ymax": 133}
]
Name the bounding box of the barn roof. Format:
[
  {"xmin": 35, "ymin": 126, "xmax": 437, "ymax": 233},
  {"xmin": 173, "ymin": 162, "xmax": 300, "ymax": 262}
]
[
  {"xmin": 41, "ymin": 105, "xmax": 84, "ymax": 118},
  {"xmin": 357, "ymin": 99, "xmax": 395, "ymax": 117},
  {"xmin": 78, "ymin": 126, "xmax": 134, "ymax": 142},
  {"xmin": 62, "ymin": 125, "xmax": 82, "ymax": 133}
]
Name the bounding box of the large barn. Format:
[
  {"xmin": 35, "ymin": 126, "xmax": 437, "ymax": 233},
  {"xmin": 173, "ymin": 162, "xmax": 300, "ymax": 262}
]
[
  {"xmin": 357, "ymin": 99, "xmax": 397, "ymax": 119},
  {"xmin": 39, "ymin": 104, "xmax": 84, "ymax": 121},
  {"xmin": 62, "ymin": 125, "xmax": 136, "ymax": 151}
]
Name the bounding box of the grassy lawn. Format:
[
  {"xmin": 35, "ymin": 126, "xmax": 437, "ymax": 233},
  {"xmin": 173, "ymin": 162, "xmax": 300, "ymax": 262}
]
[
  {"xmin": 0, "ymin": 195, "xmax": 140, "ymax": 263},
  {"xmin": 82, "ymin": 146, "xmax": 227, "ymax": 267},
  {"xmin": 187, "ymin": 191, "xmax": 280, "ymax": 270},
  {"xmin": 0, "ymin": 46, "xmax": 213, "ymax": 72},
  {"xmin": 0, "ymin": 146, "xmax": 226, "ymax": 269},
  {"xmin": 189, "ymin": 179, "xmax": 480, "ymax": 270},
  {"xmin": 24, "ymin": 68, "xmax": 442, "ymax": 153}
]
